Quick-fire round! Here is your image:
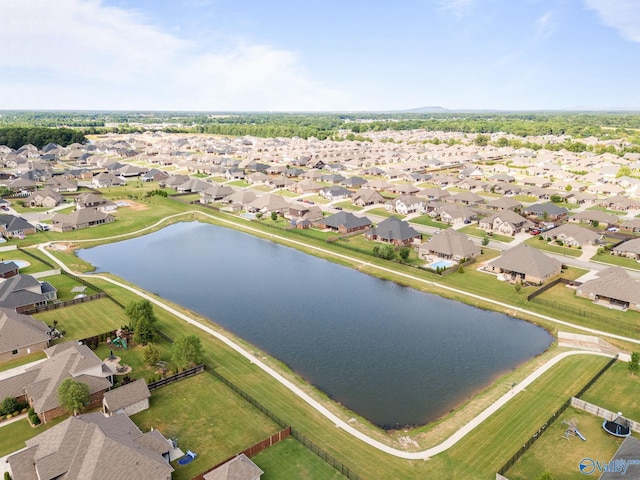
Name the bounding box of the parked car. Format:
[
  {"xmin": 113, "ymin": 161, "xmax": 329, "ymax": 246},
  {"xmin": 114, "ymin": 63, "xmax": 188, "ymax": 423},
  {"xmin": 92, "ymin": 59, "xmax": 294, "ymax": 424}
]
[
  {"xmin": 530, "ymin": 229, "xmax": 540, "ymax": 235},
  {"xmin": 607, "ymin": 227, "xmax": 619, "ymax": 232}
]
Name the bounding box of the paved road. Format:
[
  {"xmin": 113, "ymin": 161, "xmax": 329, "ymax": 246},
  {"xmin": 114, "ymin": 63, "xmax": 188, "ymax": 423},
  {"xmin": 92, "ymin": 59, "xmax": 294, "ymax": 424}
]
[{"xmin": 33, "ymin": 210, "xmax": 640, "ymax": 459}]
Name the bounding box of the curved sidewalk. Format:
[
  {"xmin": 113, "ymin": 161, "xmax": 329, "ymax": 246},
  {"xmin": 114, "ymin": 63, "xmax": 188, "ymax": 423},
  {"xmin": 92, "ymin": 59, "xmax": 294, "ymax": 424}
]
[{"xmin": 38, "ymin": 237, "xmax": 618, "ymax": 459}]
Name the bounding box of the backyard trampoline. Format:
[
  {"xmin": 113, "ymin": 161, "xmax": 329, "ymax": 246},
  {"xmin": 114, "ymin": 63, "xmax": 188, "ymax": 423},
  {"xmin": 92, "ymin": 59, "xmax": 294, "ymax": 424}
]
[{"xmin": 603, "ymin": 416, "xmax": 631, "ymax": 438}]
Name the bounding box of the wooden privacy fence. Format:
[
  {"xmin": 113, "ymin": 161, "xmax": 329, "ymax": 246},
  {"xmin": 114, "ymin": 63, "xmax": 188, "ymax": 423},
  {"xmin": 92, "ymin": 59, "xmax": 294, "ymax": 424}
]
[
  {"xmin": 147, "ymin": 364, "xmax": 205, "ymax": 390},
  {"xmin": 190, "ymin": 427, "xmax": 291, "ymax": 480}
]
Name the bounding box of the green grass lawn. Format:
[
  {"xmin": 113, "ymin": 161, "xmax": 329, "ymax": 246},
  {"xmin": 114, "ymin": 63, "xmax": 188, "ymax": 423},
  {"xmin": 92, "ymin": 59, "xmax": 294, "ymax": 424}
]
[
  {"xmin": 459, "ymin": 225, "xmax": 515, "ymax": 243},
  {"xmin": 524, "ymin": 237, "xmax": 583, "ymax": 258},
  {"xmin": 226, "ymin": 180, "xmax": 250, "ymax": 188},
  {"xmin": 591, "ymin": 252, "xmax": 640, "ymax": 270},
  {"xmin": 0, "ymin": 416, "xmax": 66, "ymax": 457},
  {"xmin": 132, "ymin": 372, "xmax": 280, "ymax": 480},
  {"xmin": 409, "ymin": 215, "xmax": 449, "ymax": 229},
  {"xmin": 92, "ymin": 338, "xmax": 175, "ymax": 383},
  {"xmin": 505, "ymin": 407, "xmax": 624, "ymax": 480},
  {"xmin": 34, "ymin": 298, "xmax": 127, "ymax": 339},
  {"xmin": 332, "ymin": 200, "xmax": 362, "ymax": 211},
  {"xmin": 42, "ymin": 273, "xmax": 99, "ymax": 301},
  {"xmin": 580, "ymin": 362, "xmax": 640, "ymax": 421},
  {"xmin": 0, "ymin": 248, "xmax": 55, "ymax": 275},
  {"xmin": 252, "ymin": 437, "xmax": 344, "ymax": 479},
  {"xmin": 586, "ymin": 205, "xmax": 627, "ymax": 216},
  {"xmin": 367, "ymin": 208, "xmax": 402, "ymax": 219}
]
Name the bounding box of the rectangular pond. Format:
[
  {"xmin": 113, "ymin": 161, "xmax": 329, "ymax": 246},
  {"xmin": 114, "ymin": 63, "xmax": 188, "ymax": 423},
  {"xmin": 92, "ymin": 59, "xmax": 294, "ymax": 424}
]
[{"xmin": 78, "ymin": 222, "xmax": 553, "ymax": 428}]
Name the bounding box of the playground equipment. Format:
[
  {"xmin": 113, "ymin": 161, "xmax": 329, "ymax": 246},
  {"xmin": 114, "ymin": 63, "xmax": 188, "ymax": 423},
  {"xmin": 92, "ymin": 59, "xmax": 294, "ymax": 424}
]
[
  {"xmin": 562, "ymin": 418, "xmax": 586, "ymax": 441},
  {"xmin": 603, "ymin": 413, "xmax": 631, "ymax": 438},
  {"xmin": 177, "ymin": 450, "xmax": 197, "ymax": 465},
  {"xmin": 111, "ymin": 337, "xmax": 127, "ymax": 349}
]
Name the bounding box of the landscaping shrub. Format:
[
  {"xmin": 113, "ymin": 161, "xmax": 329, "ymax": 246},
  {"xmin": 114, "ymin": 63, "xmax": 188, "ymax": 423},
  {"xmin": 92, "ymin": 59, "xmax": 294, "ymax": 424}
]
[
  {"xmin": 29, "ymin": 414, "xmax": 40, "ymax": 426},
  {"xmin": 5, "ymin": 470, "xmax": 12, "ymax": 480},
  {"xmin": 0, "ymin": 396, "xmax": 17, "ymax": 416}
]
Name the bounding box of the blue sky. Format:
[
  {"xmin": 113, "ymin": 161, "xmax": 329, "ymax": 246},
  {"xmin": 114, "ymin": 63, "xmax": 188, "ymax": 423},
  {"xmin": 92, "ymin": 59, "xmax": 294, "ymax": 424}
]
[{"xmin": 1, "ymin": 0, "xmax": 639, "ymax": 111}]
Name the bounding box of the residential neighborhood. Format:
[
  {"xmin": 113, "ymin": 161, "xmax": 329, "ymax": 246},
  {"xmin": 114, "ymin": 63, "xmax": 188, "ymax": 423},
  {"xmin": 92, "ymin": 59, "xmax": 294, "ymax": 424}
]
[{"xmin": 1, "ymin": 125, "xmax": 640, "ymax": 480}]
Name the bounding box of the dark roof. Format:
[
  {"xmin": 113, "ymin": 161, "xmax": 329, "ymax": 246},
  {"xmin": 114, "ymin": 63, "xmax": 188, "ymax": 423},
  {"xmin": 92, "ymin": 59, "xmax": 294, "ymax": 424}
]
[
  {"xmin": 523, "ymin": 203, "xmax": 568, "ymax": 216},
  {"xmin": 0, "ymin": 261, "xmax": 19, "ymax": 275},
  {"xmin": 0, "ymin": 274, "xmax": 49, "ymax": 309},
  {"xmin": 103, "ymin": 379, "xmax": 151, "ymax": 412},
  {"xmin": 0, "ymin": 214, "xmax": 35, "ymax": 232},
  {"xmin": 0, "ymin": 307, "xmax": 50, "ymax": 355},
  {"xmin": 321, "ymin": 211, "xmax": 372, "ymax": 230},
  {"xmin": 369, "ymin": 216, "xmax": 421, "ymax": 242},
  {"xmin": 599, "ymin": 436, "xmax": 640, "ymax": 479}
]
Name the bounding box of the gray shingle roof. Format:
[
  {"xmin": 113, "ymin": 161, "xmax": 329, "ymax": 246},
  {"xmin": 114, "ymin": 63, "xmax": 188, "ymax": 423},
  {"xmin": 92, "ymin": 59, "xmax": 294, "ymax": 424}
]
[
  {"xmin": 369, "ymin": 216, "xmax": 420, "ymax": 242},
  {"xmin": 9, "ymin": 412, "xmax": 173, "ymax": 480},
  {"xmin": 577, "ymin": 267, "xmax": 640, "ymax": 305},
  {"xmin": 0, "ymin": 307, "xmax": 50, "ymax": 355},
  {"xmin": 489, "ymin": 244, "xmax": 562, "ymax": 279},
  {"xmin": 103, "ymin": 378, "xmax": 150, "ymax": 412}
]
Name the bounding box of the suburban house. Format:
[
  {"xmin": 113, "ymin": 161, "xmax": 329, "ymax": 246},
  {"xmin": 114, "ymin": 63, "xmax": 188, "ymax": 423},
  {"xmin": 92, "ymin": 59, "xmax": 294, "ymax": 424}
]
[
  {"xmin": 25, "ymin": 186, "xmax": 64, "ymax": 208},
  {"xmin": 246, "ymin": 193, "xmax": 291, "ymax": 214},
  {"xmin": 45, "ymin": 176, "xmax": 78, "ymax": 192},
  {"xmin": 385, "ymin": 195, "xmax": 425, "ymax": 215},
  {"xmin": 0, "ymin": 307, "xmax": 51, "ymax": 363},
  {"xmin": 286, "ymin": 204, "xmax": 323, "ymax": 223},
  {"xmin": 0, "ymin": 342, "xmax": 112, "ymax": 423},
  {"xmin": 434, "ymin": 204, "xmax": 476, "ymax": 224},
  {"xmin": 176, "ymin": 178, "xmax": 211, "ymax": 193},
  {"xmin": 92, "ymin": 172, "xmax": 126, "ymax": 188},
  {"xmin": 479, "ymin": 210, "xmax": 533, "ymax": 236},
  {"xmin": 612, "ymin": 238, "xmax": 640, "ymax": 261},
  {"xmin": 576, "ymin": 267, "xmax": 640, "ymax": 312},
  {"xmin": 621, "ymin": 218, "xmax": 640, "ymax": 233},
  {"xmin": 418, "ymin": 228, "xmax": 481, "ymax": 262},
  {"xmin": 487, "ymin": 244, "xmax": 563, "ymax": 284},
  {"xmin": 7, "ymin": 412, "xmax": 173, "ymax": 480},
  {"xmin": 365, "ymin": 216, "xmax": 421, "ymax": 246},
  {"xmin": 200, "ymin": 184, "xmax": 235, "ymax": 204},
  {"xmin": 315, "ymin": 211, "xmax": 372, "ymax": 234},
  {"xmin": 141, "ymin": 168, "xmax": 170, "ymax": 183},
  {"xmin": 446, "ymin": 191, "xmax": 485, "ymax": 206},
  {"xmin": 203, "ymin": 453, "xmax": 263, "ymax": 480},
  {"xmin": 541, "ymin": 224, "xmax": 602, "ymax": 247},
  {"xmin": 75, "ymin": 192, "xmax": 116, "ymax": 212},
  {"xmin": 0, "ymin": 273, "xmax": 57, "ymax": 312},
  {"xmin": 569, "ymin": 210, "xmax": 620, "ymax": 228},
  {"xmin": 0, "ymin": 261, "xmax": 19, "ymax": 279},
  {"xmin": 319, "ymin": 185, "xmax": 354, "ymax": 202},
  {"xmin": 0, "ymin": 214, "xmax": 36, "ymax": 238},
  {"xmin": 103, "ymin": 378, "xmax": 151, "ymax": 416},
  {"xmin": 50, "ymin": 208, "xmax": 115, "ymax": 232},
  {"xmin": 522, "ymin": 203, "xmax": 569, "ymax": 220},
  {"xmin": 485, "ymin": 197, "xmax": 522, "ymax": 211},
  {"xmin": 352, "ymin": 189, "xmax": 385, "ymax": 207}
]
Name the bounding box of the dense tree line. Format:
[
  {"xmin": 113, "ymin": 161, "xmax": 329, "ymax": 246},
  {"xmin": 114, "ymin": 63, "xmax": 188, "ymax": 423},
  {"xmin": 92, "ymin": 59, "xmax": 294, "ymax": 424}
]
[
  {"xmin": 0, "ymin": 127, "xmax": 86, "ymax": 149},
  {"xmin": 3, "ymin": 110, "xmax": 640, "ymax": 146}
]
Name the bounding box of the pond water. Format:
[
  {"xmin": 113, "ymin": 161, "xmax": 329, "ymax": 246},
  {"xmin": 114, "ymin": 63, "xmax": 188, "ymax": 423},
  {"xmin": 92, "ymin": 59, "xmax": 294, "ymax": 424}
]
[{"xmin": 78, "ymin": 222, "xmax": 553, "ymax": 428}]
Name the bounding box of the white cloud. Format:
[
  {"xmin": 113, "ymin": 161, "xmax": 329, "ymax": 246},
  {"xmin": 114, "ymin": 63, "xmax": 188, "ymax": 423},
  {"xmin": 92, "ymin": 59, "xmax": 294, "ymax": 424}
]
[
  {"xmin": 584, "ymin": 0, "xmax": 640, "ymax": 42},
  {"xmin": 535, "ymin": 11, "xmax": 556, "ymax": 41},
  {"xmin": 438, "ymin": 0, "xmax": 476, "ymax": 18},
  {"xmin": 0, "ymin": 0, "xmax": 347, "ymax": 110}
]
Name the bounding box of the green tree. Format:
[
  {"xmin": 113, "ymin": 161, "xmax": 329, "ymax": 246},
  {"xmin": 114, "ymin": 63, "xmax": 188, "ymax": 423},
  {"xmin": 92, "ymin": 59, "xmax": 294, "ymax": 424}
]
[
  {"xmin": 172, "ymin": 334, "xmax": 203, "ymax": 369},
  {"xmin": 565, "ymin": 184, "xmax": 572, "ymax": 192},
  {"xmin": 550, "ymin": 194, "xmax": 563, "ymax": 203},
  {"xmin": 142, "ymin": 343, "xmax": 161, "ymax": 367},
  {"xmin": 58, "ymin": 378, "xmax": 90, "ymax": 415},
  {"xmin": 474, "ymin": 134, "xmax": 489, "ymax": 146},
  {"xmin": 617, "ymin": 165, "xmax": 631, "ymax": 178},
  {"xmin": 629, "ymin": 352, "xmax": 640, "ymax": 377},
  {"xmin": 514, "ymin": 283, "xmax": 522, "ymax": 294},
  {"xmin": 270, "ymin": 211, "xmax": 278, "ymax": 221},
  {"xmin": 398, "ymin": 247, "xmax": 411, "ymax": 262},
  {"xmin": 376, "ymin": 244, "xmax": 395, "ymax": 260},
  {"xmin": 482, "ymin": 235, "xmax": 490, "ymax": 246},
  {"xmin": 125, "ymin": 300, "xmax": 157, "ymax": 345}
]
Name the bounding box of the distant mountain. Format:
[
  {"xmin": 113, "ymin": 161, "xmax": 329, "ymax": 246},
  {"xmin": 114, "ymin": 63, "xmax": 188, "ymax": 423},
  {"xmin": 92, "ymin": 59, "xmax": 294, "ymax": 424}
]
[{"xmin": 402, "ymin": 106, "xmax": 449, "ymax": 113}]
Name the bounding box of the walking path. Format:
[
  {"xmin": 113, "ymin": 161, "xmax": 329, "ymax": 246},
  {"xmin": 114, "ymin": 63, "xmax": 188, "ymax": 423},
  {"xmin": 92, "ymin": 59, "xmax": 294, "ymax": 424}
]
[{"xmin": 33, "ymin": 210, "xmax": 638, "ymax": 459}]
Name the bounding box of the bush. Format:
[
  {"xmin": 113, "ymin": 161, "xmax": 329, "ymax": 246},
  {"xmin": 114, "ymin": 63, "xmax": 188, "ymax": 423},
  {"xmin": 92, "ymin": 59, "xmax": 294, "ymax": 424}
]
[
  {"xmin": 28, "ymin": 407, "xmax": 35, "ymax": 415},
  {"xmin": 0, "ymin": 396, "xmax": 17, "ymax": 416},
  {"xmin": 6, "ymin": 413, "xmax": 12, "ymax": 420},
  {"xmin": 29, "ymin": 413, "xmax": 40, "ymax": 426},
  {"xmin": 5, "ymin": 470, "xmax": 12, "ymax": 480}
]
